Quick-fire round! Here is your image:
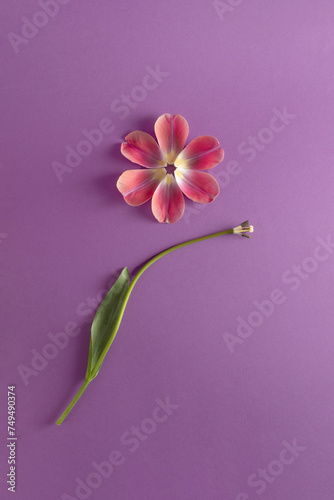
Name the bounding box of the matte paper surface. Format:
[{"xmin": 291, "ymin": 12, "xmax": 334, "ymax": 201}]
[{"xmin": 1, "ymin": 1, "xmax": 334, "ymax": 499}]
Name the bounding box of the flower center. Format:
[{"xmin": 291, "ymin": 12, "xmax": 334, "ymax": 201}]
[{"xmin": 166, "ymin": 164, "xmax": 176, "ymax": 174}]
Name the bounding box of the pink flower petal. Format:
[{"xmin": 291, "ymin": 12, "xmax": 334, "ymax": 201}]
[
  {"xmin": 174, "ymin": 135, "xmax": 224, "ymax": 170},
  {"xmin": 151, "ymin": 173, "xmax": 185, "ymax": 223},
  {"xmin": 175, "ymin": 169, "xmax": 220, "ymax": 203},
  {"xmin": 117, "ymin": 168, "xmax": 166, "ymax": 206},
  {"xmin": 154, "ymin": 113, "xmax": 189, "ymax": 164},
  {"xmin": 121, "ymin": 131, "xmax": 167, "ymax": 168}
]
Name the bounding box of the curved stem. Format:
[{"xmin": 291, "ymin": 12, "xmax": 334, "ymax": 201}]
[
  {"xmin": 90, "ymin": 228, "xmax": 233, "ymax": 378},
  {"xmin": 128, "ymin": 228, "xmax": 233, "ymax": 293},
  {"xmin": 56, "ymin": 378, "xmax": 90, "ymax": 425},
  {"xmin": 57, "ymin": 226, "xmax": 239, "ymax": 424}
]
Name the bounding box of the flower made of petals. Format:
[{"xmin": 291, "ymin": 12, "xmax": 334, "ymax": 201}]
[{"xmin": 117, "ymin": 113, "xmax": 224, "ymax": 223}]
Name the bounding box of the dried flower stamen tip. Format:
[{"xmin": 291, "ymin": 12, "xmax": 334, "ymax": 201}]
[{"xmin": 233, "ymin": 221, "xmax": 254, "ymax": 237}]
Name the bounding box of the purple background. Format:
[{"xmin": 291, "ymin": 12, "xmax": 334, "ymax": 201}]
[{"xmin": 1, "ymin": 1, "xmax": 334, "ymax": 499}]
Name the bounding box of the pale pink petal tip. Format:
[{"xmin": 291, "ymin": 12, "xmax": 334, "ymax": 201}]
[
  {"xmin": 174, "ymin": 135, "xmax": 224, "ymax": 170},
  {"xmin": 154, "ymin": 113, "xmax": 189, "ymax": 165},
  {"xmin": 121, "ymin": 131, "xmax": 167, "ymax": 169},
  {"xmin": 151, "ymin": 173, "xmax": 185, "ymax": 223},
  {"xmin": 117, "ymin": 168, "xmax": 166, "ymax": 206},
  {"xmin": 175, "ymin": 169, "xmax": 220, "ymax": 203}
]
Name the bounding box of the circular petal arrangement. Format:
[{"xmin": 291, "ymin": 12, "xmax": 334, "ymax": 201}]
[{"xmin": 117, "ymin": 113, "xmax": 224, "ymax": 223}]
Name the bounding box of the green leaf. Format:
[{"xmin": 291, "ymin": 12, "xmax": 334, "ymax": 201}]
[{"xmin": 85, "ymin": 267, "xmax": 130, "ymax": 379}]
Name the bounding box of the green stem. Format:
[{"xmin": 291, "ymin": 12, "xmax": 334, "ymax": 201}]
[
  {"xmin": 56, "ymin": 378, "xmax": 90, "ymax": 425},
  {"xmin": 90, "ymin": 228, "xmax": 233, "ymax": 378},
  {"xmin": 57, "ymin": 227, "xmax": 235, "ymax": 424}
]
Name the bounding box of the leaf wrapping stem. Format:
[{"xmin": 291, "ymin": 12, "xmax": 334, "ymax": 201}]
[
  {"xmin": 56, "ymin": 226, "xmax": 247, "ymax": 425},
  {"xmin": 90, "ymin": 228, "xmax": 233, "ymax": 378}
]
